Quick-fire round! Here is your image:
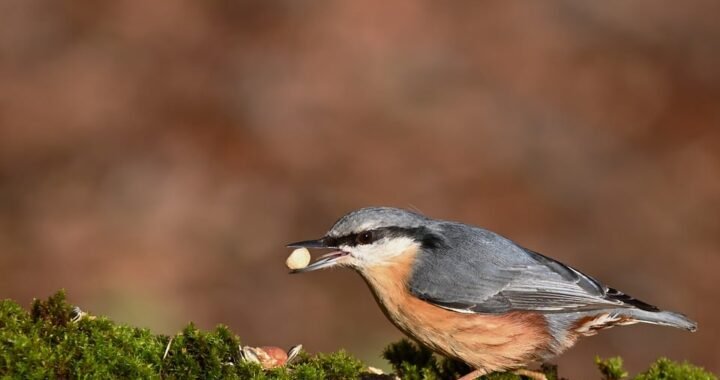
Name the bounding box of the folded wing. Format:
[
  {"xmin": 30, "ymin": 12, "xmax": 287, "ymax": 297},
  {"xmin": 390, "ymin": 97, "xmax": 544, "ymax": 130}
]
[{"xmin": 408, "ymin": 223, "xmax": 658, "ymax": 314}]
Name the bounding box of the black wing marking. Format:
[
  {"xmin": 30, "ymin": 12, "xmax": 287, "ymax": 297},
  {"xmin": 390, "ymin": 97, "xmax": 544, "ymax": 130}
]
[{"xmin": 605, "ymin": 287, "xmax": 659, "ymax": 312}]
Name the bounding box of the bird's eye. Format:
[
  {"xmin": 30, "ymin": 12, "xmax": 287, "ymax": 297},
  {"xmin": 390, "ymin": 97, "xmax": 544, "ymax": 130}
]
[{"xmin": 355, "ymin": 231, "xmax": 374, "ymax": 245}]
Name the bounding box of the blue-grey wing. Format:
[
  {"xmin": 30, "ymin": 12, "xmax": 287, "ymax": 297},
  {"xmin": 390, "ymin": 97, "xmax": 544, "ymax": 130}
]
[{"xmin": 408, "ymin": 223, "xmax": 656, "ymax": 314}]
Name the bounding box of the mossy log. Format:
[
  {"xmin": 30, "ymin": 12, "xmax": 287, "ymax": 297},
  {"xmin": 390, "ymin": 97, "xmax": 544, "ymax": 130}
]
[{"xmin": 0, "ymin": 291, "xmax": 715, "ymax": 379}]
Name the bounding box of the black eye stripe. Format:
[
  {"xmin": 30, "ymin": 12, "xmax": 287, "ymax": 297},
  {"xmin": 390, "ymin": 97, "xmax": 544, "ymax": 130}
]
[
  {"xmin": 329, "ymin": 232, "xmax": 369, "ymax": 247},
  {"xmin": 327, "ymin": 226, "xmax": 442, "ymax": 248}
]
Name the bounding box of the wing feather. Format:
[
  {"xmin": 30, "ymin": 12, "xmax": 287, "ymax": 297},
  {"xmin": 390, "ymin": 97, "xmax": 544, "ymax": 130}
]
[{"xmin": 408, "ymin": 223, "xmax": 631, "ymax": 314}]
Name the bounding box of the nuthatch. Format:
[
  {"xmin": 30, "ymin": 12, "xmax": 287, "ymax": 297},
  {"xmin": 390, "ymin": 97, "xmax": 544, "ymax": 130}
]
[{"xmin": 288, "ymin": 207, "xmax": 697, "ymax": 380}]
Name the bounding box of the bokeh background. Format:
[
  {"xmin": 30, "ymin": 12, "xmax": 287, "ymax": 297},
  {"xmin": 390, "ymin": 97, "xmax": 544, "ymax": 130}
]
[{"xmin": 1, "ymin": 1, "xmax": 719, "ymax": 377}]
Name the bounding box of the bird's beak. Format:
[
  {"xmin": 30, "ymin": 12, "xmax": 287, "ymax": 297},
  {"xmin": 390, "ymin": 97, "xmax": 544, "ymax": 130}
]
[
  {"xmin": 286, "ymin": 238, "xmax": 349, "ymax": 273},
  {"xmin": 287, "ymin": 239, "xmax": 331, "ymax": 249}
]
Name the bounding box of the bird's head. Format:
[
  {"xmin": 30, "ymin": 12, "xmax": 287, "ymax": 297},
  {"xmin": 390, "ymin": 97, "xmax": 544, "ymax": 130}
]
[{"xmin": 288, "ymin": 207, "xmax": 441, "ymax": 273}]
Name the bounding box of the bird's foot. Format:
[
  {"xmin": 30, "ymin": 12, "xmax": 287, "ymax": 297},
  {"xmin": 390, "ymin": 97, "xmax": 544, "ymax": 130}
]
[
  {"xmin": 456, "ymin": 368, "xmax": 487, "ymax": 380},
  {"xmin": 457, "ymin": 367, "xmax": 548, "ymax": 380},
  {"xmin": 513, "ymin": 368, "xmax": 548, "ymax": 380}
]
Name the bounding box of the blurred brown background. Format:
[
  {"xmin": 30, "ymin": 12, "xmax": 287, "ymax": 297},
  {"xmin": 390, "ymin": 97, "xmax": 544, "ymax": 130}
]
[{"xmin": 1, "ymin": 1, "xmax": 719, "ymax": 377}]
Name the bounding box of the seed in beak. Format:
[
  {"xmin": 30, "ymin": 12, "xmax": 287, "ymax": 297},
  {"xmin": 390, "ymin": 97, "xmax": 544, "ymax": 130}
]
[{"xmin": 286, "ymin": 248, "xmax": 311, "ymax": 270}]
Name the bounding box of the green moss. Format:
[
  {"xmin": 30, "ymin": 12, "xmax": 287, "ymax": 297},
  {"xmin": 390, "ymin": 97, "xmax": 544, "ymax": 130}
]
[
  {"xmin": 382, "ymin": 339, "xmax": 715, "ymax": 380},
  {"xmin": 594, "ymin": 356, "xmax": 717, "ymax": 380},
  {"xmin": 382, "ymin": 339, "xmax": 534, "ymax": 380},
  {"xmin": 596, "ymin": 356, "xmax": 629, "ymax": 380},
  {"xmin": 634, "ymin": 358, "xmax": 717, "ymax": 380},
  {"xmin": 161, "ymin": 323, "xmax": 242, "ymax": 379},
  {"xmin": 2, "ymin": 290, "xmax": 165, "ymax": 379},
  {"xmin": 383, "ymin": 338, "xmax": 440, "ymax": 380},
  {"xmin": 0, "ymin": 291, "xmax": 716, "ymax": 380}
]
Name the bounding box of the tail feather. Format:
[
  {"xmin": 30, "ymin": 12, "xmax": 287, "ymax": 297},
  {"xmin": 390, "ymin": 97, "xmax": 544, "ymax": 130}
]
[
  {"xmin": 626, "ymin": 309, "xmax": 697, "ymax": 332},
  {"xmin": 604, "ymin": 288, "xmax": 696, "ymax": 332}
]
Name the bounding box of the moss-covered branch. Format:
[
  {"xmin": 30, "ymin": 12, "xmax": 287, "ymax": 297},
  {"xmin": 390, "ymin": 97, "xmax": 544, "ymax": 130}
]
[{"xmin": 0, "ymin": 291, "xmax": 715, "ymax": 379}]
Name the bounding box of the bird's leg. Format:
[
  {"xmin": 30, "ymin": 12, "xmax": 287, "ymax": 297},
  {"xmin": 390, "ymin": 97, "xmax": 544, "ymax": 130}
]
[
  {"xmin": 513, "ymin": 368, "xmax": 548, "ymax": 380},
  {"xmin": 456, "ymin": 368, "xmax": 487, "ymax": 380}
]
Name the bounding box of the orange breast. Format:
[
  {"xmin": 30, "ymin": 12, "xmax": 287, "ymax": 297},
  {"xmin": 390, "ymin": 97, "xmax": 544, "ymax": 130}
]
[{"xmin": 358, "ymin": 247, "xmax": 552, "ymax": 372}]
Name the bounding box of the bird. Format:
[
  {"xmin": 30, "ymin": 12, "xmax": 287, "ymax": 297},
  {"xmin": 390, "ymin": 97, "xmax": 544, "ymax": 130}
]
[{"xmin": 287, "ymin": 207, "xmax": 697, "ymax": 380}]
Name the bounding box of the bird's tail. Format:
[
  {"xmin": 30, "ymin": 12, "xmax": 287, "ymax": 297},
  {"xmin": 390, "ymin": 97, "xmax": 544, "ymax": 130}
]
[{"xmin": 625, "ymin": 308, "xmax": 697, "ymax": 332}]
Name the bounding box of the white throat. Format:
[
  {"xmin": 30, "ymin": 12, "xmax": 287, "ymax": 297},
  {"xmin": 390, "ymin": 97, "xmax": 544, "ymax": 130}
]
[{"xmin": 344, "ymin": 236, "xmax": 418, "ymax": 267}]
